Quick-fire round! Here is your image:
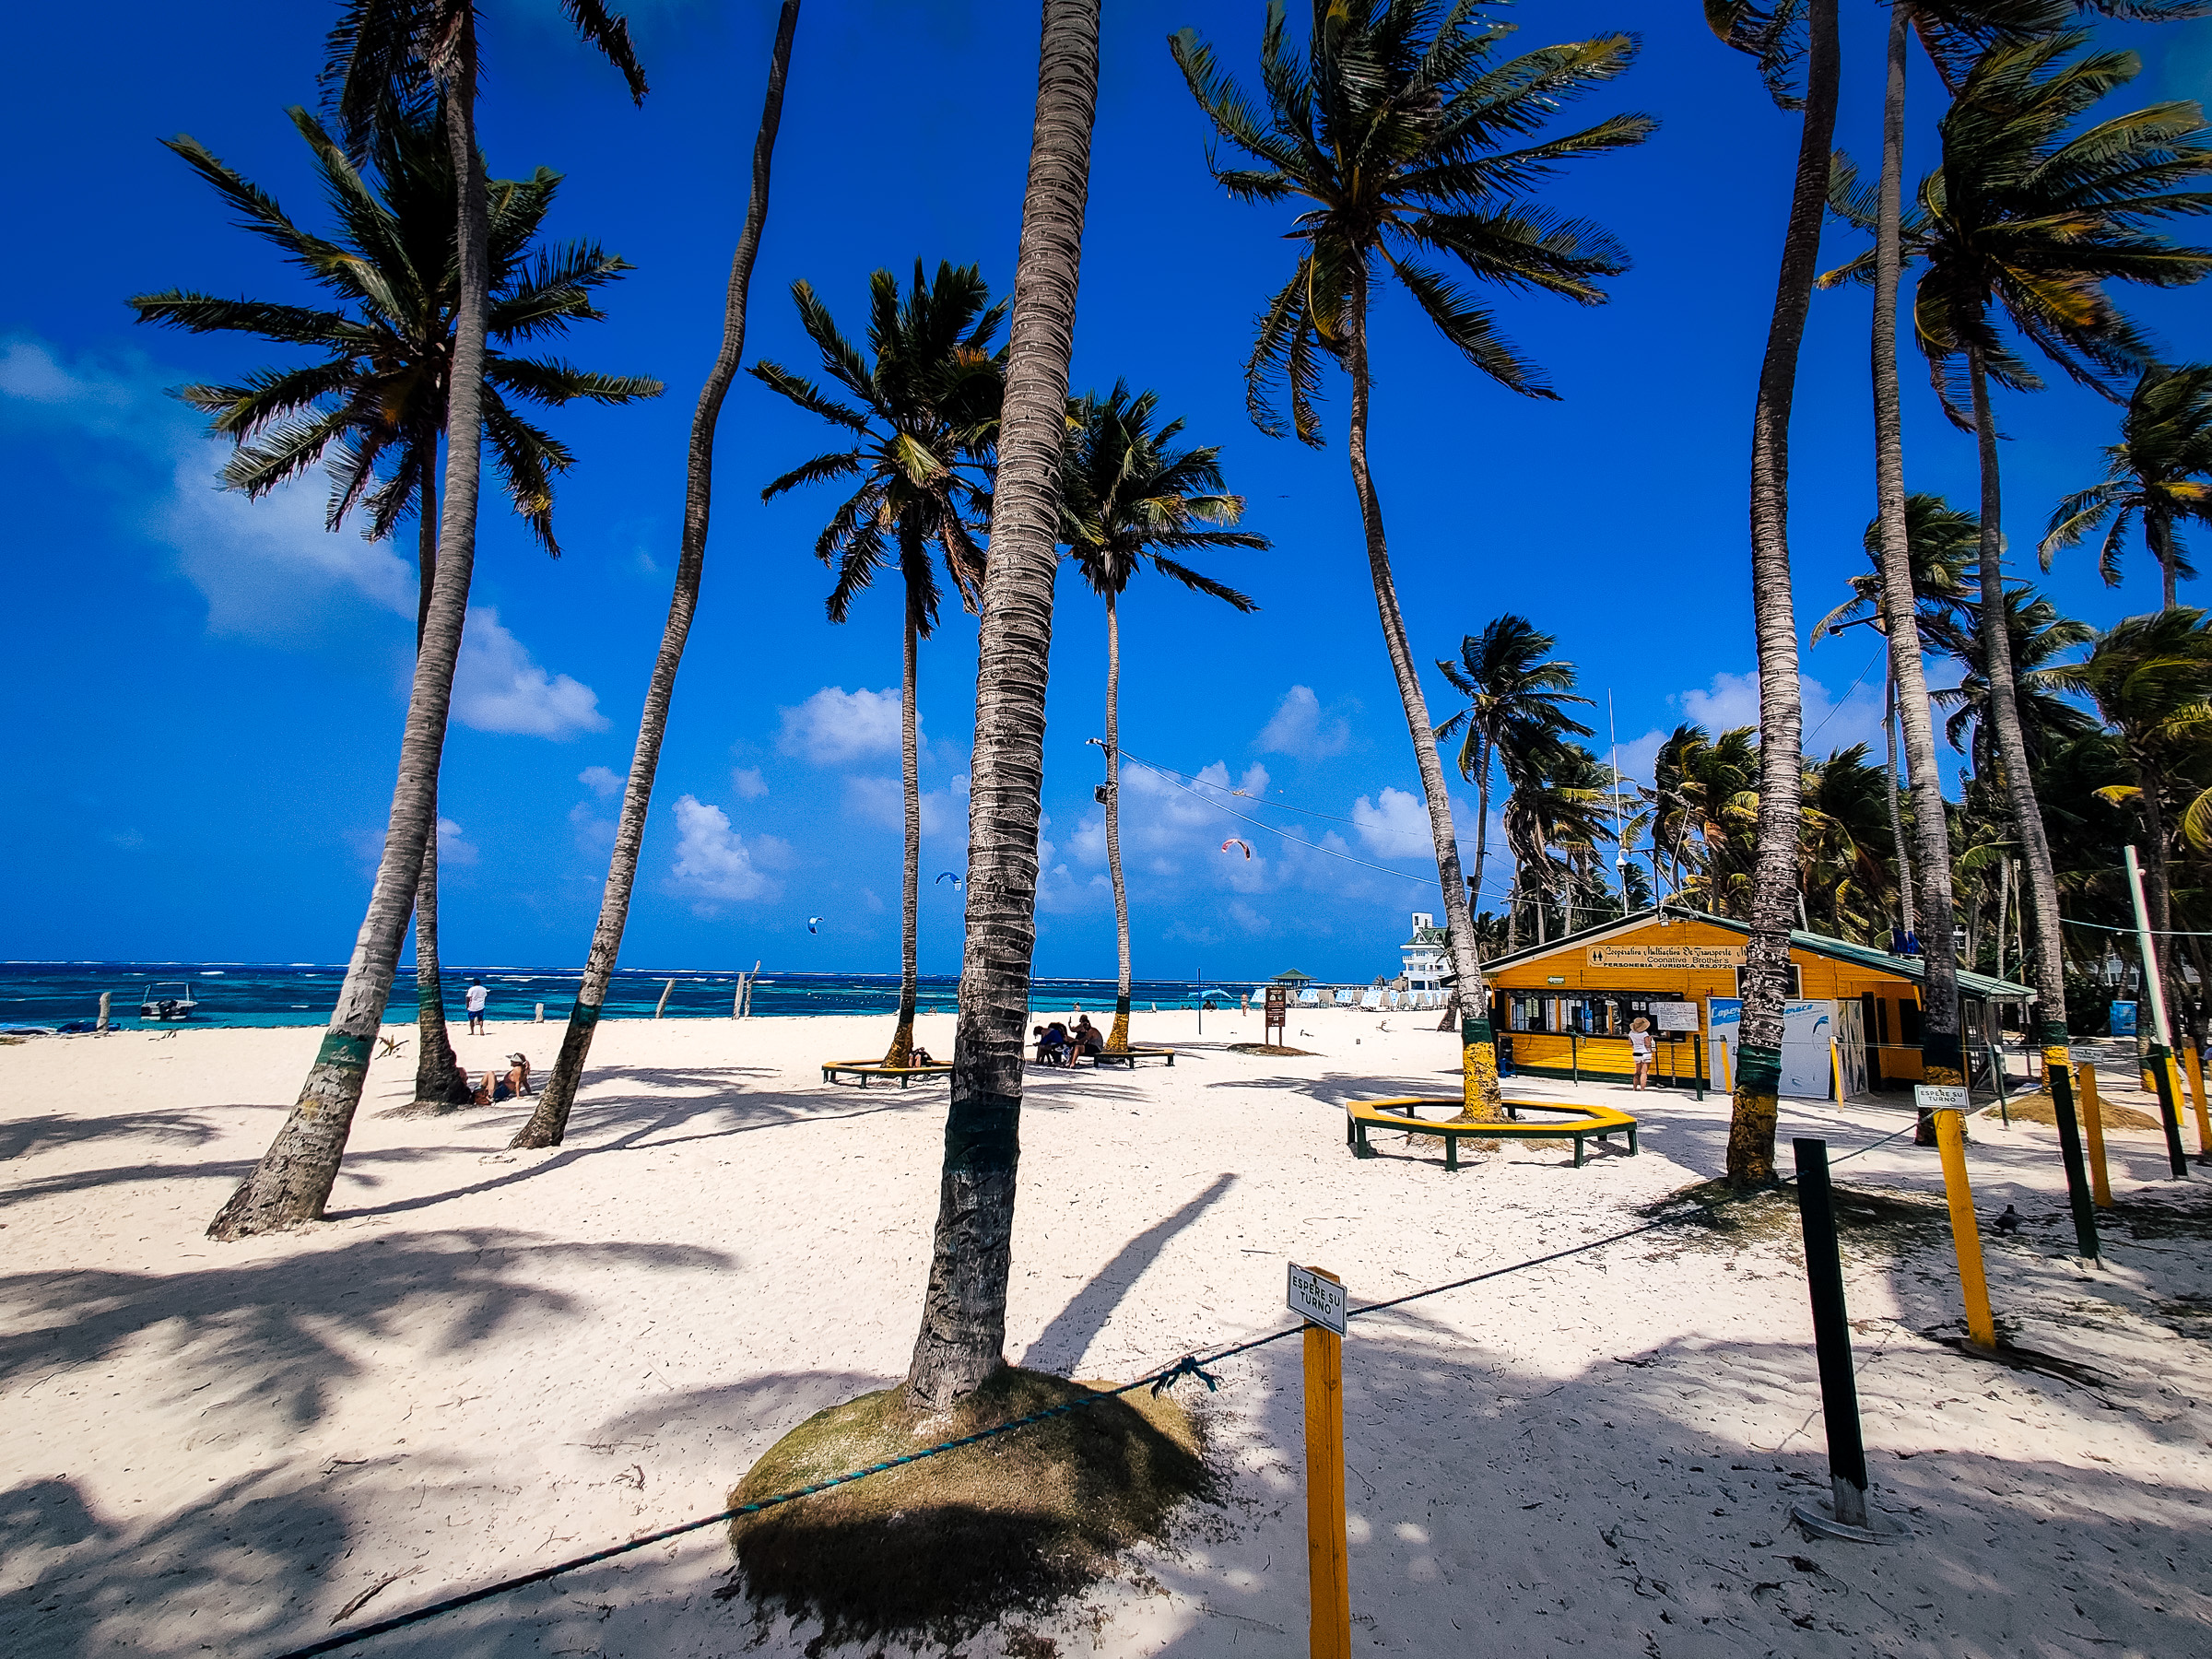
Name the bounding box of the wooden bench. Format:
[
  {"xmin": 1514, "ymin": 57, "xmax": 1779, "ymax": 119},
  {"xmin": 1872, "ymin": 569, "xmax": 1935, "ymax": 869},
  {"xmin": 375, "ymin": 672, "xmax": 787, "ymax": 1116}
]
[
  {"xmin": 1346, "ymin": 1097, "xmax": 1640, "ymax": 1171},
  {"xmin": 1090, "ymin": 1046, "xmax": 1175, "ymax": 1068},
  {"xmin": 820, "ymin": 1060, "xmax": 953, "ymax": 1089}
]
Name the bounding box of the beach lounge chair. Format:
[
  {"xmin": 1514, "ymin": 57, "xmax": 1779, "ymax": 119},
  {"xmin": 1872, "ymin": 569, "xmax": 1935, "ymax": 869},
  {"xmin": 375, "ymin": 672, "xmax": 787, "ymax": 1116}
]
[
  {"xmin": 1298, "ymin": 988, "xmax": 1320, "ymax": 1007},
  {"xmin": 1359, "ymin": 987, "xmax": 1382, "ymax": 1011}
]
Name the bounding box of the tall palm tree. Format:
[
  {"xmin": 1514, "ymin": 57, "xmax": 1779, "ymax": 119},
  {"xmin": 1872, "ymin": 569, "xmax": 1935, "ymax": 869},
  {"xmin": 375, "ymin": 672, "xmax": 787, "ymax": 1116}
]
[
  {"xmin": 2044, "ymin": 364, "xmax": 2212, "ymax": 607},
  {"xmin": 1173, "ymin": 1, "xmax": 1652, "ymax": 1120},
  {"xmin": 132, "ymin": 104, "xmax": 658, "ymax": 1108},
  {"xmin": 1704, "ymin": 0, "xmax": 1841, "ymax": 1184},
  {"xmin": 1838, "ymin": 0, "xmax": 2181, "ymax": 1116},
  {"xmin": 513, "ymin": 0, "xmax": 799, "ymax": 1152},
  {"xmin": 748, "ymin": 261, "xmax": 1006, "ymax": 1071},
  {"xmin": 1062, "ymin": 383, "xmax": 1265, "ymax": 1053},
  {"xmin": 1661, "ymin": 724, "xmax": 1763, "ymax": 922},
  {"xmin": 1907, "ymin": 29, "xmax": 2212, "ymax": 1068},
  {"xmin": 1434, "ymin": 616, "xmax": 1594, "ymax": 929},
  {"xmin": 904, "ymin": 0, "xmax": 1101, "ymax": 1413},
  {"xmin": 1503, "ymin": 742, "xmax": 1616, "ymax": 945},
  {"xmin": 209, "ymin": 0, "xmax": 647, "ymax": 1238},
  {"xmin": 2077, "ymin": 607, "xmax": 2212, "ymax": 1026}
]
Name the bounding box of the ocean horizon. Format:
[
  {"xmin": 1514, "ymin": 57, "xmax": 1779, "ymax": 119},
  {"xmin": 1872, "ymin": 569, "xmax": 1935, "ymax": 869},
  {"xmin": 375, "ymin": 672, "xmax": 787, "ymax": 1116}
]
[{"xmin": 1, "ymin": 960, "xmax": 1300, "ymax": 1031}]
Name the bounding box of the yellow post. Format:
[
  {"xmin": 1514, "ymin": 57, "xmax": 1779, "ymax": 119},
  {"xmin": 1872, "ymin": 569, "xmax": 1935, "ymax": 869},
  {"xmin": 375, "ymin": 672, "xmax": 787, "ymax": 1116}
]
[
  {"xmin": 2183, "ymin": 1046, "xmax": 2212, "ymax": 1157},
  {"xmin": 1302, "ymin": 1267, "xmax": 1350, "ymax": 1659},
  {"xmin": 1933, "ymin": 1109, "xmax": 1996, "ymax": 1350},
  {"xmin": 2078, "ymin": 1063, "xmax": 2112, "ymax": 1208}
]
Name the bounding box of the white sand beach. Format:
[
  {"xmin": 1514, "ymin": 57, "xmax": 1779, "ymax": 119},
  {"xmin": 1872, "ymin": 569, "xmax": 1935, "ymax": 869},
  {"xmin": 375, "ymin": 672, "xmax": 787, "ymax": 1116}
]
[{"xmin": 4, "ymin": 1009, "xmax": 2208, "ymax": 1657}]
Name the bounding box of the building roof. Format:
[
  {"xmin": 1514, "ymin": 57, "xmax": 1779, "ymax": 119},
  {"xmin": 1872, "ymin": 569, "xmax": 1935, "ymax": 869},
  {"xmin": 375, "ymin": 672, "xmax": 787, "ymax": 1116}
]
[
  {"xmin": 1272, "ymin": 969, "xmax": 1314, "ymax": 982},
  {"xmin": 1481, "ymin": 906, "xmax": 2035, "ymax": 1002}
]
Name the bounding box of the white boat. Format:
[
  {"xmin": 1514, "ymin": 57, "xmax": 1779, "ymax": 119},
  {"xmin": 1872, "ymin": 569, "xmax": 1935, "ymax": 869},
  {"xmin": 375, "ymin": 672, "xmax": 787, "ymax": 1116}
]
[{"xmin": 139, "ymin": 982, "xmax": 198, "ymax": 1020}]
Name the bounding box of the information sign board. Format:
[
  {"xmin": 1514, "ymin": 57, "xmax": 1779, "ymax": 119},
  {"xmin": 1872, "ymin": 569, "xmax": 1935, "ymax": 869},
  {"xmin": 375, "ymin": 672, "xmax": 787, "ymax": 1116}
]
[
  {"xmin": 1287, "ymin": 1263, "xmax": 1347, "ymax": 1335},
  {"xmin": 1914, "ymin": 1084, "xmax": 1970, "ymax": 1112},
  {"xmin": 1586, "ymin": 944, "xmax": 1746, "ymax": 970},
  {"xmin": 1652, "ymin": 1002, "xmax": 1700, "ymax": 1032}
]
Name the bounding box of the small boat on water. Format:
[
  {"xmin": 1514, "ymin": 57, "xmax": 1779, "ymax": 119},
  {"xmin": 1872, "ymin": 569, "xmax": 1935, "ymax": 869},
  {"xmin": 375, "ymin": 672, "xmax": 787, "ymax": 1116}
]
[{"xmin": 139, "ymin": 982, "xmax": 198, "ymax": 1021}]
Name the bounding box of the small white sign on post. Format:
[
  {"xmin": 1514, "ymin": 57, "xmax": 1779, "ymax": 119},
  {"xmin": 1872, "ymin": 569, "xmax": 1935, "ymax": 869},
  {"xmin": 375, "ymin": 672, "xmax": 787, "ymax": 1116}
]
[
  {"xmin": 1915, "ymin": 1084, "xmax": 1970, "ymax": 1112},
  {"xmin": 1288, "ymin": 1263, "xmax": 1347, "ymax": 1336}
]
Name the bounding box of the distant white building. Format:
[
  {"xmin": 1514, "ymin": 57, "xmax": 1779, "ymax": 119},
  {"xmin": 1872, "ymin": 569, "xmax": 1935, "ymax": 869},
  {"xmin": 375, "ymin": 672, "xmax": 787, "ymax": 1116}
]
[{"xmin": 1399, "ymin": 912, "xmax": 1448, "ymax": 994}]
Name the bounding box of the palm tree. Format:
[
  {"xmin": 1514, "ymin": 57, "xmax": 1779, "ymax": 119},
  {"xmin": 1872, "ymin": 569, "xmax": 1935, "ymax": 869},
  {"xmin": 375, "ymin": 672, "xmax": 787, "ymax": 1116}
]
[
  {"xmin": 904, "ymin": 0, "xmax": 1101, "ymax": 1414},
  {"xmin": 1434, "ymin": 616, "xmax": 1594, "ymax": 933},
  {"xmin": 1704, "ymin": 0, "xmax": 1842, "ymax": 1184},
  {"xmin": 748, "ymin": 261, "xmax": 1006, "ymax": 1071},
  {"xmin": 1810, "ymin": 491, "xmax": 1979, "ymax": 947},
  {"xmin": 1799, "ymin": 744, "xmax": 1902, "ymax": 940},
  {"xmin": 2044, "ymin": 364, "xmax": 2212, "ymax": 607},
  {"xmin": 1063, "ymin": 384, "xmax": 1265, "ymax": 1053},
  {"xmin": 2077, "ymin": 607, "xmax": 2212, "ymax": 1029},
  {"xmin": 1173, "ymin": 1, "xmax": 1652, "ymax": 1120},
  {"xmin": 1836, "ymin": 0, "xmax": 2186, "ymax": 1113},
  {"xmin": 208, "ymin": 0, "xmax": 647, "ymax": 1239},
  {"xmin": 1504, "ymin": 743, "xmax": 1617, "ymax": 945},
  {"xmin": 1662, "ymin": 725, "xmax": 1763, "ymax": 922},
  {"xmin": 513, "ymin": 0, "xmax": 799, "ymax": 1152},
  {"xmin": 1905, "ymin": 29, "xmax": 2212, "ymax": 1073},
  {"xmin": 132, "ymin": 104, "xmax": 658, "ymax": 1108},
  {"xmin": 1926, "ymin": 585, "xmax": 2099, "ymax": 774}
]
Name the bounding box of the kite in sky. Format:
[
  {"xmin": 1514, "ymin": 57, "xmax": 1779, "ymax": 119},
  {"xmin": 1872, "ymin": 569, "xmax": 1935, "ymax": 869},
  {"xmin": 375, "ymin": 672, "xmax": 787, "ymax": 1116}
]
[{"xmin": 1220, "ymin": 838, "xmax": 1252, "ymax": 860}]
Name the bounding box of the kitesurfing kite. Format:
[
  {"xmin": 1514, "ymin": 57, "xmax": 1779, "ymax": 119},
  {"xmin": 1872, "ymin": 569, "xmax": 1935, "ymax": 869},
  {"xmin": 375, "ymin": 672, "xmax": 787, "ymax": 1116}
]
[
  {"xmin": 1220, "ymin": 838, "xmax": 1252, "ymax": 860},
  {"xmin": 806, "ymin": 916, "xmax": 823, "ymax": 934},
  {"xmin": 935, "ymin": 872, "xmax": 962, "ymax": 888}
]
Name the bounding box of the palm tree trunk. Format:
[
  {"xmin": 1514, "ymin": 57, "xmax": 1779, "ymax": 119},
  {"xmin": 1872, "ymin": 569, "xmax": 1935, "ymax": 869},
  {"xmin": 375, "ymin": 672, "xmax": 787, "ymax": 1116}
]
[
  {"xmin": 1884, "ymin": 676, "xmax": 1915, "ymax": 933},
  {"xmin": 1966, "ymin": 341, "xmax": 2073, "ymax": 1064},
  {"xmin": 1872, "ymin": 0, "xmax": 1962, "ymax": 1094},
  {"xmin": 1342, "ymin": 262, "xmax": 1500, "ymax": 1123},
  {"xmin": 882, "ymin": 594, "xmax": 923, "ymax": 1067},
  {"xmin": 411, "ymin": 464, "xmax": 470, "ymax": 1107},
  {"xmin": 1726, "ymin": 0, "xmax": 1839, "ymax": 1188},
  {"xmin": 512, "ymin": 1, "xmax": 800, "ymax": 1150},
  {"xmin": 1469, "ymin": 733, "xmax": 1492, "ymax": 916},
  {"xmin": 208, "ymin": 29, "xmax": 492, "ymax": 1241},
  {"xmin": 1104, "ymin": 592, "xmax": 1133, "ymax": 1053},
  {"xmin": 2154, "ymin": 505, "xmax": 2180, "ymax": 611},
  {"xmin": 904, "ymin": 0, "xmax": 1100, "ymax": 1413}
]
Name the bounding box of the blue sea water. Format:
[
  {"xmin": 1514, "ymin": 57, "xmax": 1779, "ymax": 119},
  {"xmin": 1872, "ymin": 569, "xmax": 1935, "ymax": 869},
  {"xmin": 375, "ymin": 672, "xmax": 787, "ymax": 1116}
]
[{"xmin": 0, "ymin": 961, "xmax": 1257, "ymax": 1031}]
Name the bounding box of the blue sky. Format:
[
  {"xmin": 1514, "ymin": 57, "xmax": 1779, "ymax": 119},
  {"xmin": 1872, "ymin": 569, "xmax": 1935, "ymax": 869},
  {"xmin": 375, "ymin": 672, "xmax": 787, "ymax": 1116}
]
[{"xmin": 6, "ymin": 2, "xmax": 2210, "ymax": 982}]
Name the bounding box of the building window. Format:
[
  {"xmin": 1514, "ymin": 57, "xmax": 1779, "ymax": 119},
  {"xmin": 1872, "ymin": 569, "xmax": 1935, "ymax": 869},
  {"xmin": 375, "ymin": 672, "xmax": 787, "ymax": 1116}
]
[
  {"xmin": 1734, "ymin": 965, "xmax": 1803, "ymax": 999},
  {"xmin": 1899, "ymin": 997, "xmax": 1923, "ymax": 1045}
]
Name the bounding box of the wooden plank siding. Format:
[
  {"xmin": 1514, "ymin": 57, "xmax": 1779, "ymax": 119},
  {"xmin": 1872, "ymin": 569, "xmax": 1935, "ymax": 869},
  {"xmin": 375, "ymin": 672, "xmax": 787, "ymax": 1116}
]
[{"xmin": 1487, "ymin": 915, "xmax": 1927, "ymax": 1089}]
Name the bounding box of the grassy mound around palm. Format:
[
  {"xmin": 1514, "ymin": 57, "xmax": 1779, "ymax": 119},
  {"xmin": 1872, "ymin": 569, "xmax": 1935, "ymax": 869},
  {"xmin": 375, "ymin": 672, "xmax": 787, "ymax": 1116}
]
[
  {"xmin": 1981, "ymin": 1089, "xmax": 2163, "ymax": 1133},
  {"xmin": 725, "ymin": 1367, "xmax": 1212, "ymax": 1649}
]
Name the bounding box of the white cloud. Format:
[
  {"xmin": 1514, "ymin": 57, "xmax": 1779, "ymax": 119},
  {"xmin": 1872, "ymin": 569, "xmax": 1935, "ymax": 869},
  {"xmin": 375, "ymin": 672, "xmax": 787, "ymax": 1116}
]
[
  {"xmin": 6, "ymin": 338, "xmax": 605, "ymax": 723},
  {"xmin": 777, "ymin": 686, "xmax": 906, "ymax": 764},
  {"xmin": 1615, "ymin": 665, "xmax": 1890, "ymax": 791},
  {"xmin": 1351, "ymin": 786, "xmax": 1432, "ymax": 855},
  {"xmin": 580, "ymin": 764, "xmax": 623, "ymax": 798},
  {"xmin": 1254, "ymin": 685, "xmax": 1352, "ymax": 759},
  {"xmin": 731, "ymin": 765, "xmax": 769, "ymax": 800},
  {"xmin": 452, "ymin": 607, "xmax": 608, "ymax": 738},
  {"xmin": 437, "ymin": 817, "xmax": 479, "ymax": 867},
  {"xmin": 844, "ymin": 774, "xmax": 959, "ymax": 836},
  {"xmin": 569, "ymin": 797, "xmax": 616, "ymax": 855},
  {"xmin": 668, "ymin": 794, "xmax": 782, "ymax": 905}
]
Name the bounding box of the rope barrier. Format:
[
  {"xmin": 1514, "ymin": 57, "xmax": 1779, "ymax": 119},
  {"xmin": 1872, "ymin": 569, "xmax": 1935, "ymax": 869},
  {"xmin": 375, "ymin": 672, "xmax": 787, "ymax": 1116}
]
[
  {"xmin": 272, "ymin": 1118, "xmax": 1924, "ymax": 1658},
  {"xmin": 2061, "ymin": 913, "xmax": 2212, "ymax": 939}
]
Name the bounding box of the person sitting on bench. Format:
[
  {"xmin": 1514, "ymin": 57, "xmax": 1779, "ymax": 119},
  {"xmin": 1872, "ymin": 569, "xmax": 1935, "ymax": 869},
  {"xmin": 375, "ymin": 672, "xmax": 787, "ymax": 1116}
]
[
  {"xmin": 909, "ymin": 1045, "xmax": 936, "ymax": 1067},
  {"xmin": 1041, "ymin": 1021, "xmax": 1071, "ymax": 1065},
  {"xmin": 1071, "ymin": 1016, "xmax": 1105, "ymax": 1063}
]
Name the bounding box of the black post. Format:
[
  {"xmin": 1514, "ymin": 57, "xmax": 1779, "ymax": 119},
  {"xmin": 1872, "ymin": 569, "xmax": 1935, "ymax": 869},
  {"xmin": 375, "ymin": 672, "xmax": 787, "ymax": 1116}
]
[
  {"xmin": 2047, "ymin": 1062, "xmax": 2102, "ymax": 1261},
  {"xmin": 2148, "ymin": 1044, "xmax": 2189, "ymax": 1180},
  {"xmin": 1693, "ymin": 1033, "xmax": 1705, "ymax": 1102},
  {"xmin": 1793, "ymin": 1137, "xmax": 1870, "ymax": 1531}
]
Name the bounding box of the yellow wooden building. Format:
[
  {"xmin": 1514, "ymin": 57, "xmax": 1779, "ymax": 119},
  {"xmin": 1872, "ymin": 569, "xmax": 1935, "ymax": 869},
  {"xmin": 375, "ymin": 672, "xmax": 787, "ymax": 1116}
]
[{"xmin": 1480, "ymin": 908, "xmax": 2031, "ymax": 1099}]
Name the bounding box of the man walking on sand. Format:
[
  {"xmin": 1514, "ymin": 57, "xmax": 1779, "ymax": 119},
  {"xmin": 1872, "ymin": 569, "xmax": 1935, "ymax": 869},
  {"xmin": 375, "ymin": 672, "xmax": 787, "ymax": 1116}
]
[{"xmin": 465, "ymin": 977, "xmax": 488, "ymax": 1036}]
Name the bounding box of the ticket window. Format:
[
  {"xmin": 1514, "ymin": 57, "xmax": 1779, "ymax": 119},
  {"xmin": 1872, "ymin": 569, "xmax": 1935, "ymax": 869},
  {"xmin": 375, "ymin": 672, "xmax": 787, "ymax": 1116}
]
[
  {"xmin": 1509, "ymin": 996, "xmax": 1546, "ymax": 1033},
  {"xmin": 1567, "ymin": 998, "xmax": 1621, "ymax": 1036}
]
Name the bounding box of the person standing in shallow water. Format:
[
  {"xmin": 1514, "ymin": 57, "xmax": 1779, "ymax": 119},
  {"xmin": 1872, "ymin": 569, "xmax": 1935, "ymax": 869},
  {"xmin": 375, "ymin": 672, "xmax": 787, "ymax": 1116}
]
[
  {"xmin": 465, "ymin": 977, "xmax": 488, "ymax": 1036},
  {"xmin": 1628, "ymin": 1017, "xmax": 1654, "ymax": 1092}
]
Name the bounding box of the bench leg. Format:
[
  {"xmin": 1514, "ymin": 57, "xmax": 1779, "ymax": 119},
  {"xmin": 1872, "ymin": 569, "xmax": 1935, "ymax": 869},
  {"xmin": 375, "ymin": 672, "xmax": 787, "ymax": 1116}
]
[
  {"xmin": 1445, "ymin": 1133, "xmax": 1459, "ymax": 1172},
  {"xmin": 1573, "ymin": 1135, "xmax": 1585, "ymax": 1169},
  {"xmin": 1628, "ymin": 1126, "xmax": 1639, "ymax": 1156}
]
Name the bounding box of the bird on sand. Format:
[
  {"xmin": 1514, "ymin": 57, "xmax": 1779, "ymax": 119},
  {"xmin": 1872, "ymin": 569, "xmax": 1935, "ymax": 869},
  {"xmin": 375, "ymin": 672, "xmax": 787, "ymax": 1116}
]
[{"xmin": 1994, "ymin": 1204, "xmax": 2022, "ymax": 1235}]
